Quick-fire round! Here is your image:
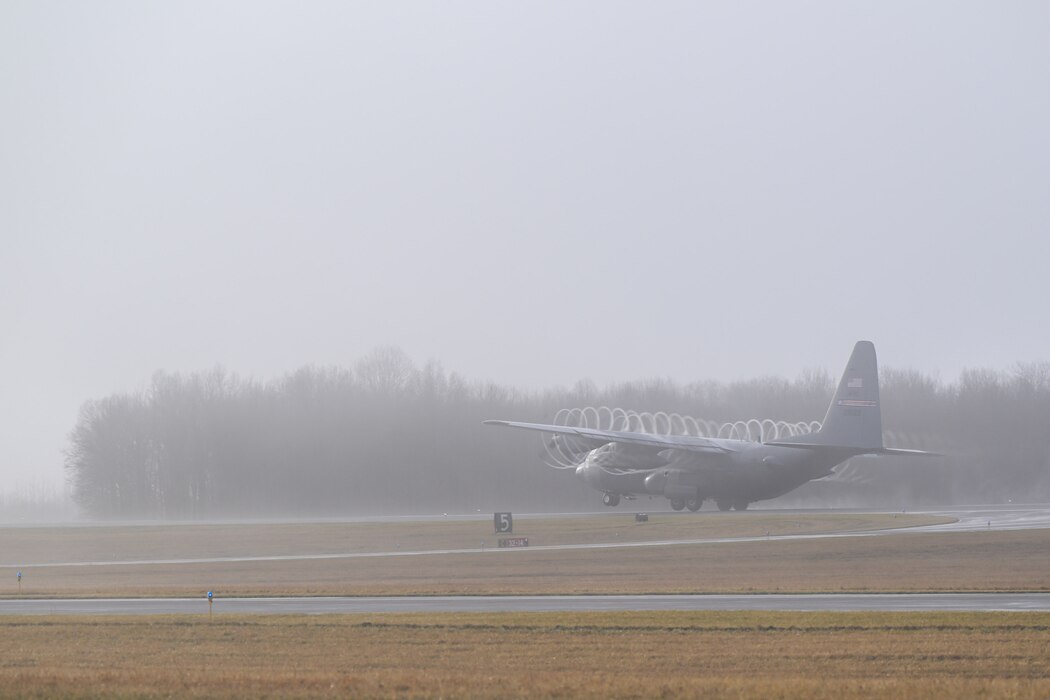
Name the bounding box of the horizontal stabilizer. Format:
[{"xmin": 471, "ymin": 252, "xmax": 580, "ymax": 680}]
[
  {"xmin": 765, "ymin": 441, "xmax": 940, "ymax": 457},
  {"xmin": 867, "ymin": 447, "xmax": 942, "ymax": 457}
]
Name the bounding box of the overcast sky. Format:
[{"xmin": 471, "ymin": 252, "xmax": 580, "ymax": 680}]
[{"xmin": 2, "ymin": 1, "xmax": 1048, "ymax": 494}]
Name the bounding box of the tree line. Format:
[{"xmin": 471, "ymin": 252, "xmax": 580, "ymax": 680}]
[{"xmin": 64, "ymin": 347, "xmax": 1050, "ymax": 518}]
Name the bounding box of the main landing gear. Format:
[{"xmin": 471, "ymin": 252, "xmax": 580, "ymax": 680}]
[
  {"xmin": 669, "ymin": 497, "xmax": 704, "ymax": 511},
  {"xmin": 602, "ymin": 492, "xmax": 621, "ymax": 507}
]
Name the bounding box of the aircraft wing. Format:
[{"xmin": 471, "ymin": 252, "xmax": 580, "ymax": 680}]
[{"xmin": 483, "ymin": 420, "xmax": 740, "ymax": 454}]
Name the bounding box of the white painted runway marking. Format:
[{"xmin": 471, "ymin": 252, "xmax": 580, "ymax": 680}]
[{"xmin": 2, "ymin": 593, "xmax": 1050, "ymax": 615}]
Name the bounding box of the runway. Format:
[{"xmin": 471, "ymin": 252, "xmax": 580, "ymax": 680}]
[
  {"xmin": 2, "ymin": 505, "xmax": 1047, "ymax": 570},
  {"xmin": 0, "ymin": 507, "xmax": 1046, "ymax": 616},
  {"xmin": 2, "ymin": 593, "xmax": 1049, "ymax": 615}
]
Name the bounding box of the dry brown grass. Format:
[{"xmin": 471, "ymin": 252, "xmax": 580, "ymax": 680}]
[
  {"xmin": 4, "ymin": 517, "xmax": 1045, "ymax": 698},
  {"xmin": 0, "ymin": 611, "xmax": 1047, "ymax": 698}
]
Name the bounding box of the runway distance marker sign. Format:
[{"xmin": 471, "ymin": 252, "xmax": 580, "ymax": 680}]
[{"xmin": 494, "ymin": 512, "xmax": 513, "ymax": 534}]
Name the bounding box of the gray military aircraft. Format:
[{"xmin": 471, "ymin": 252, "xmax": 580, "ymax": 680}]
[{"xmin": 485, "ymin": 341, "xmax": 933, "ymax": 511}]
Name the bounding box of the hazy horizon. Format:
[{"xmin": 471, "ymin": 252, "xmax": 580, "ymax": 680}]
[{"xmin": 3, "ymin": 1, "xmax": 1048, "ymax": 496}]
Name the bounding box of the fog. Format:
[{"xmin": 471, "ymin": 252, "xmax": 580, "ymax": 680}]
[
  {"xmin": 60, "ymin": 349, "xmax": 1050, "ymax": 518},
  {"xmin": 2, "ymin": 2, "xmax": 1048, "ymax": 514}
]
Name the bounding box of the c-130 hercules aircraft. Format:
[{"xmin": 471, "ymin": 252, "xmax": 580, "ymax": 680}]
[{"xmin": 485, "ymin": 341, "xmax": 934, "ymax": 511}]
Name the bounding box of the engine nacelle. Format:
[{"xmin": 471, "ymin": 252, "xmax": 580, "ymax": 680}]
[{"xmin": 644, "ymin": 469, "xmax": 696, "ymax": 499}]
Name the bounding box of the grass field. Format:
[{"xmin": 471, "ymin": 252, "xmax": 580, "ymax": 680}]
[
  {"xmin": 0, "ymin": 611, "xmax": 1047, "ymax": 698},
  {"xmin": 2, "ymin": 516, "xmax": 1048, "ymax": 698},
  {"xmin": 3, "ymin": 515, "xmax": 1050, "ymax": 597}
]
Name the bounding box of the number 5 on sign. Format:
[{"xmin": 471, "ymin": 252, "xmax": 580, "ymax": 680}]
[{"xmin": 494, "ymin": 512, "xmax": 513, "ymax": 534}]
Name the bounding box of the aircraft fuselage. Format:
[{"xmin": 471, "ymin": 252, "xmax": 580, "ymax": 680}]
[{"xmin": 575, "ymin": 441, "xmax": 858, "ymax": 510}]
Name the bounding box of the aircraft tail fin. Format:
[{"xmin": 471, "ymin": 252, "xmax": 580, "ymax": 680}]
[
  {"xmin": 815, "ymin": 340, "xmax": 883, "ymax": 450},
  {"xmin": 772, "ymin": 341, "xmax": 884, "ymax": 451}
]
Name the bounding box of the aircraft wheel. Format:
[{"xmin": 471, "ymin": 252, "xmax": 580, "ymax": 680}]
[
  {"xmin": 602, "ymin": 493, "xmax": 620, "ymax": 507},
  {"xmin": 686, "ymin": 498, "xmax": 702, "ymax": 512},
  {"xmin": 670, "ymin": 498, "xmax": 686, "ymax": 511},
  {"xmin": 733, "ymin": 502, "xmax": 749, "ymax": 511},
  {"xmin": 716, "ymin": 501, "xmax": 732, "ymax": 512}
]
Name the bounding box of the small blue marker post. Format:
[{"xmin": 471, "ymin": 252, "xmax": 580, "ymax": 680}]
[
  {"xmin": 207, "ymin": 591, "xmax": 213, "ymax": 619},
  {"xmin": 16, "ymin": 571, "xmax": 22, "ymax": 595}
]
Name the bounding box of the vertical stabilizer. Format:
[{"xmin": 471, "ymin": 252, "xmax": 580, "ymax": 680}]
[{"xmin": 816, "ymin": 341, "xmax": 884, "ymax": 449}]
